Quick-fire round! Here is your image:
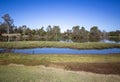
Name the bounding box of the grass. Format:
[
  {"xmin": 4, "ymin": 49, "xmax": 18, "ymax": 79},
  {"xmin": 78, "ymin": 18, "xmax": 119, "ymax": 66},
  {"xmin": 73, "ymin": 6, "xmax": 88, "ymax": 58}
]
[
  {"xmin": 0, "ymin": 41, "xmax": 120, "ymax": 49},
  {"xmin": 0, "ymin": 65, "xmax": 120, "ymax": 82},
  {"xmin": 0, "ymin": 53, "xmax": 120, "ymax": 81},
  {"xmin": 1, "ymin": 53, "xmax": 120, "ymax": 64},
  {"xmin": 0, "ymin": 53, "xmax": 120, "ymax": 75}
]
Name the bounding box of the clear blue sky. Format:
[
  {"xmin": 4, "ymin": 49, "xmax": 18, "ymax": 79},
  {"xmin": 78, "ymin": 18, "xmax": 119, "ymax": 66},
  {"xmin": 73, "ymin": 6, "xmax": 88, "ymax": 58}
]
[{"xmin": 0, "ymin": 0, "xmax": 120, "ymax": 32}]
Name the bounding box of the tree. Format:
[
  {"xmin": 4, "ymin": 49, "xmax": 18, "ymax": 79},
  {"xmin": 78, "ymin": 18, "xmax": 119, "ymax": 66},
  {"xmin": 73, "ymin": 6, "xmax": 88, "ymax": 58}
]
[
  {"xmin": 2, "ymin": 14, "xmax": 13, "ymax": 34},
  {"xmin": 72, "ymin": 25, "xmax": 80, "ymax": 39},
  {"xmin": 109, "ymin": 30, "xmax": 120, "ymax": 36},
  {"xmin": 21, "ymin": 25, "xmax": 27, "ymax": 35},
  {"xmin": 108, "ymin": 30, "xmax": 120, "ymax": 42},
  {"xmin": 31, "ymin": 29, "xmax": 36, "ymax": 35},
  {"xmin": 46, "ymin": 25, "xmax": 52, "ymax": 32},
  {"xmin": 89, "ymin": 26, "xmax": 102, "ymax": 42},
  {"xmin": 79, "ymin": 27, "xmax": 89, "ymax": 42},
  {"xmin": 0, "ymin": 23, "xmax": 7, "ymax": 33},
  {"xmin": 46, "ymin": 25, "xmax": 53, "ymax": 40},
  {"xmin": 66, "ymin": 29, "xmax": 72, "ymax": 39},
  {"xmin": 101, "ymin": 30, "xmax": 108, "ymax": 39},
  {"xmin": 38, "ymin": 27, "xmax": 46, "ymax": 36},
  {"xmin": 2, "ymin": 14, "xmax": 14, "ymax": 42},
  {"xmin": 25, "ymin": 28, "xmax": 32, "ymax": 35},
  {"xmin": 53, "ymin": 26, "xmax": 61, "ymax": 41}
]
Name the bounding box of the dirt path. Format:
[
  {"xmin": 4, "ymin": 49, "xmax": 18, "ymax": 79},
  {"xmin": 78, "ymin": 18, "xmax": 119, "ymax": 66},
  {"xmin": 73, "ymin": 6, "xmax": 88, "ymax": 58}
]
[{"xmin": 52, "ymin": 62, "xmax": 120, "ymax": 75}]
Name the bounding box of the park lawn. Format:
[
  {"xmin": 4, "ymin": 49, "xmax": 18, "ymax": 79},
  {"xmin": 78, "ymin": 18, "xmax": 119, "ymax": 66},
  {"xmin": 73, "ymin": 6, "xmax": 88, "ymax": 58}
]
[
  {"xmin": 0, "ymin": 53, "xmax": 120, "ymax": 82},
  {"xmin": 0, "ymin": 53, "xmax": 120, "ymax": 75},
  {"xmin": 0, "ymin": 65, "xmax": 120, "ymax": 82},
  {"xmin": 0, "ymin": 41, "xmax": 120, "ymax": 49}
]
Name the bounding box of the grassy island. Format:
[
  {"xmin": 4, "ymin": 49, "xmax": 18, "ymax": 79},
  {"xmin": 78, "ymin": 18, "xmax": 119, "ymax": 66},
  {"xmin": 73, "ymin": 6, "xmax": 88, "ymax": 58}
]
[{"xmin": 0, "ymin": 41, "xmax": 120, "ymax": 49}]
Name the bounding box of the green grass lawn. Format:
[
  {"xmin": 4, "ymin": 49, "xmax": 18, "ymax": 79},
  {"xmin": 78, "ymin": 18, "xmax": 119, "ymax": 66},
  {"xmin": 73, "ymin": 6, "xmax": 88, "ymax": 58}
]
[
  {"xmin": 0, "ymin": 41, "xmax": 120, "ymax": 49},
  {"xmin": 0, "ymin": 65, "xmax": 120, "ymax": 82},
  {"xmin": 0, "ymin": 53, "xmax": 120, "ymax": 82},
  {"xmin": 0, "ymin": 53, "xmax": 120, "ymax": 75}
]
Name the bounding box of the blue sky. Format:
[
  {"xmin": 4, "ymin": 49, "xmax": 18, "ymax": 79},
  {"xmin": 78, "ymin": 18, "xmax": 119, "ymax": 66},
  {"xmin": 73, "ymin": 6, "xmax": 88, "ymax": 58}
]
[{"xmin": 0, "ymin": 0, "xmax": 120, "ymax": 32}]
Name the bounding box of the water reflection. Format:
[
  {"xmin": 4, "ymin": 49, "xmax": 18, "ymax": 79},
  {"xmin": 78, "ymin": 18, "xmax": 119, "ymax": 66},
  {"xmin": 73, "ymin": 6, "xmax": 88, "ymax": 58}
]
[
  {"xmin": 100, "ymin": 39, "xmax": 120, "ymax": 44},
  {"xmin": 60, "ymin": 38, "xmax": 120, "ymax": 43},
  {"xmin": 108, "ymin": 37, "xmax": 120, "ymax": 43},
  {"xmin": 0, "ymin": 49, "xmax": 12, "ymax": 53}
]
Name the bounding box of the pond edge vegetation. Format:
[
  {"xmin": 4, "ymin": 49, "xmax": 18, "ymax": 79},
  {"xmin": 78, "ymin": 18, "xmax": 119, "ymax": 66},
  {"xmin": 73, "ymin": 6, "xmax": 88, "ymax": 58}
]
[{"xmin": 0, "ymin": 41, "xmax": 120, "ymax": 49}]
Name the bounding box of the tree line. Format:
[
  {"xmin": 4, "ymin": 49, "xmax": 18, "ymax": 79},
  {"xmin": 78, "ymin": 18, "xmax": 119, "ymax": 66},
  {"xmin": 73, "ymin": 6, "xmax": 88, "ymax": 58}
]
[{"xmin": 0, "ymin": 14, "xmax": 119, "ymax": 42}]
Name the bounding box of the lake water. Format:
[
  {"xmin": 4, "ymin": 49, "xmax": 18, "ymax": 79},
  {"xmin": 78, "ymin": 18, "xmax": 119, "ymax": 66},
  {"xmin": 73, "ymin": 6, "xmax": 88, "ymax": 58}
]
[
  {"xmin": 1, "ymin": 48, "xmax": 120, "ymax": 55},
  {"xmin": 60, "ymin": 39, "xmax": 120, "ymax": 44},
  {"xmin": 100, "ymin": 39, "xmax": 120, "ymax": 44}
]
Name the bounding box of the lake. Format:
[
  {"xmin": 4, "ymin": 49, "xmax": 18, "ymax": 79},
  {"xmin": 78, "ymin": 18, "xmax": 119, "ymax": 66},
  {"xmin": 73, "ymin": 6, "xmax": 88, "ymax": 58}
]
[
  {"xmin": 0, "ymin": 48, "xmax": 120, "ymax": 54},
  {"xmin": 60, "ymin": 39, "xmax": 120, "ymax": 44}
]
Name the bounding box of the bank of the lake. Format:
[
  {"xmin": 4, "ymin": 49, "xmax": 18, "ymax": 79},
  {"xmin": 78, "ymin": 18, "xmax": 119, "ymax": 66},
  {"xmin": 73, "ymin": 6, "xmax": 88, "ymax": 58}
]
[
  {"xmin": 0, "ymin": 41, "xmax": 120, "ymax": 49},
  {"xmin": 1, "ymin": 53, "xmax": 120, "ymax": 63}
]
